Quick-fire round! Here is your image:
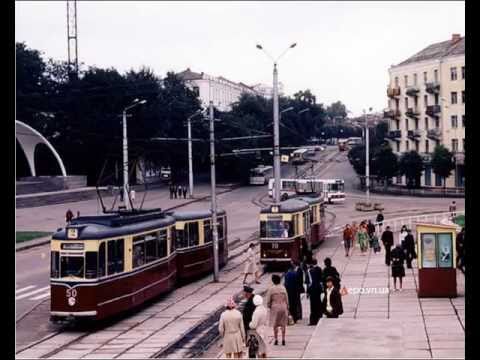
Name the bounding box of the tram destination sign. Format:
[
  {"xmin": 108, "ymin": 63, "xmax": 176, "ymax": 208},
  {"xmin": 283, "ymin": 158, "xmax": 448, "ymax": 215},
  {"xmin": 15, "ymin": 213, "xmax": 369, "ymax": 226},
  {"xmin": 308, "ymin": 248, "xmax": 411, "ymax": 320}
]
[{"xmin": 61, "ymin": 243, "xmax": 85, "ymax": 250}]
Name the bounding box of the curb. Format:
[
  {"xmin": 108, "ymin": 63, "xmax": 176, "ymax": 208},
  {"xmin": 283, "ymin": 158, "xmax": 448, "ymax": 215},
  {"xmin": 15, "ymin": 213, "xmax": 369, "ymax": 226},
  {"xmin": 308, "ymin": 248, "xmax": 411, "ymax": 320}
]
[{"xmin": 16, "ymin": 236, "xmax": 52, "ymax": 252}]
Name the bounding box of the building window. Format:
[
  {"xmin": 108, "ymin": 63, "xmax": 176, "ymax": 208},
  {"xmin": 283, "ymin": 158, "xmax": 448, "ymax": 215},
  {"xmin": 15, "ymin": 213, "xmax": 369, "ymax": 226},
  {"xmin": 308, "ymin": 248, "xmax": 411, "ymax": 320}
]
[
  {"xmin": 415, "ymin": 119, "xmax": 419, "ymax": 129},
  {"xmin": 405, "ymin": 118, "xmax": 409, "ymax": 130},
  {"xmin": 462, "ymin": 115, "xmax": 465, "ymax": 127},
  {"xmin": 404, "ymin": 97, "xmax": 408, "ymax": 110},
  {"xmin": 451, "ymin": 115, "xmax": 458, "ymax": 128},
  {"xmin": 451, "ymin": 92, "xmax": 457, "ymax": 104},
  {"xmin": 461, "ymin": 66, "xmax": 465, "ymax": 79},
  {"xmin": 192, "ymin": 86, "xmax": 200, "ymax": 96},
  {"xmin": 434, "ymin": 94, "xmax": 439, "ymax": 105},
  {"xmin": 435, "ymin": 118, "xmax": 440, "ymax": 128},
  {"xmin": 395, "ymin": 98, "xmax": 400, "ymax": 109},
  {"xmin": 452, "ymin": 139, "xmax": 458, "ymax": 152},
  {"xmin": 406, "ymin": 140, "xmax": 409, "ymax": 151},
  {"xmin": 425, "ymin": 139, "xmax": 429, "ymax": 153},
  {"xmin": 396, "ymin": 119, "xmax": 400, "ymax": 130},
  {"xmin": 424, "ymin": 117, "xmax": 429, "ymax": 130},
  {"xmin": 424, "ymin": 95, "xmax": 428, "ymax": 107},
  {"xmin": 415, "ymin": 141, "xmax": 419, "ymax": 152},
  {"xmin": 462, "ymin": 90, "xmax": 465, "ymax": 103},
  {"xmin": 450, "ymin": 67, "xmax": 457, "ymax": 81},
  {"xmin": 404, "ymin": 75, "xmax": 408, "ymax": 87},
  {"xmin": 396, "ymin": 141, "xmax": 400, "ymax": 152},
  {"xmin": 434, "ymin": 69, "xmax": 438, "ymax": 82},
  {"xmin": 435, "ymin": 173, "xmax": 442, "ymax": 187},
  {"xmin": 413, "ymin": 73, "xmax": 417, "ymax": 86},
  {"xmin": 463, "ymin": 138, "xmax": 465, "ymax": 151},
  {"xmin": 424, "ymin": 166, "xmax": 432, "ymax": 186},
  {"xmin": 423, "ymin": 72, "xmax": 427, "ymax": 83},
  {"xmin": 394, "ymin": 77, "xmax": 399, "ymax": 87}
]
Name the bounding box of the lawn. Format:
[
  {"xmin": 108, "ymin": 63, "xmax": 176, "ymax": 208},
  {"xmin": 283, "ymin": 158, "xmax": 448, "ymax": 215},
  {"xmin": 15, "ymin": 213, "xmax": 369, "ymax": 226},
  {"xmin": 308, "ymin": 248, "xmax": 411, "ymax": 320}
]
[
  {"xmin": 16, "ymin": 231, "xmax": 51, "ymax": 243},
  {"xmin": 453, "ymin": 215, "xmax": 465, "ymax": 228}
]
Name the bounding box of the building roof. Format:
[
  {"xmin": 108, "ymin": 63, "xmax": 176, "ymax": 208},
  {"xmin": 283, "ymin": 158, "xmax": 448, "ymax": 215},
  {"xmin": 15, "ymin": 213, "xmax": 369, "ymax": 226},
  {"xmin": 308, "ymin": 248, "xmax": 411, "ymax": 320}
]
[
  {"xmin": 177, "ymin": 68, "xmax": 204, "ymax": 81},
  {"xmin": 396, "ymin": 35, "xmax": 465, "ymax": 67},
  {"xmin": 261, "ymin": 199, "xmax": 309, "ymax": 214}
]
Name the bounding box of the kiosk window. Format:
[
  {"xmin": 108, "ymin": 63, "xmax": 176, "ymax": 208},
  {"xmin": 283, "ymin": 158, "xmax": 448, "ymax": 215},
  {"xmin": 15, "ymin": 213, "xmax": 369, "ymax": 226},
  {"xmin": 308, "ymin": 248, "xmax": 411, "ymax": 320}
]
[
  {"xmin": 204, "ymin": 220, "xmax": 212, "ymax": 243},
  {"xmin": 98, "ymin": 242, "xmax": 106, "ymax": 277},
  {"xmin": 437, "ymin": 233, "xmax": 453, "ymax": 268},
  {"xmin": 157, "ymin": 230, "xmax": 168, "ymax": 258},
  {"xmin": 51, "ymin": 251, "xmax": 59, "ymax": 278},
  {"xmin": 421, "ymin": 233, "xmax": 437, "ymax": 268},
  {"xmin": 85, "ymin": 252, "xmax": 97, "ymax": 279}
]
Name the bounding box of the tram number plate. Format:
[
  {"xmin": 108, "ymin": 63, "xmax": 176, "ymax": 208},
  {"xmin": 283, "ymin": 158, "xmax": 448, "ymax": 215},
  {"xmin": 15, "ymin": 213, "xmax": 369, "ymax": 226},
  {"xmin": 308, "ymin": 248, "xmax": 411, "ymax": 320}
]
[
  {"xmin": 271, "ymin": 243, "xmax": 279, "ymax": 249},
  {"xmin": 66, "ymin": 289, "xmax": 77, "ymax": 298}
]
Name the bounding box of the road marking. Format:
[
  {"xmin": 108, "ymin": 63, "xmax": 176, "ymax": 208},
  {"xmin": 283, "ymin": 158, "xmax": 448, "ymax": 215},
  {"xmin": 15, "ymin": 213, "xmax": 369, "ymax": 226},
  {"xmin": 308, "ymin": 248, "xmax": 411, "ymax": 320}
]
[
  {"xmin": 16, "ymin": 286, "xmax": 50, "ymax": 300},
  {"xmin": 30, "ymin": 291, "xmax": 51, "ymax": 301},
  {"xmin": 15, "ymin": 285, "xmax": 36, "ymax": 294}
]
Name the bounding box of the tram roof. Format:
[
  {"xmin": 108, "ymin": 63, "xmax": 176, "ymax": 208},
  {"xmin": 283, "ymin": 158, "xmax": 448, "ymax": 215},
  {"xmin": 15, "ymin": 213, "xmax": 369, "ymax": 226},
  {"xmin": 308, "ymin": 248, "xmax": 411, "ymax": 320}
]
[
  {"xmin": 168, "ymin": 209, "xmax": 226, "ymax": 221},
  {"xmin": 260, "ymin": 199, "xmax": 309, "ymax": 214},
  {"xmin": 295, "ymin": 196, "xmax": 323, "ymax": 205},
  {"xmin": 52, "ymin": 211, "xmax": 176, "ymax": 240}
]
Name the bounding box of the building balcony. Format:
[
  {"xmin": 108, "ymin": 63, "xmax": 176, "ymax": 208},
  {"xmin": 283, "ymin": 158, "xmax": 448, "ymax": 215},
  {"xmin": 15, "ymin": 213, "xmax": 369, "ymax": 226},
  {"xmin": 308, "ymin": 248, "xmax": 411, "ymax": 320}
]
[
  {"xmin": 405, "ymin": 107, "xmax": 420, "ymax": 118},
  {"xmin": 425, "ymin": 82, "xmax": 440, "ymax": 94},
  {"xmin": 406, "ymin": 86, "xmax": 420, "ymax": 96},
  {"xmin": 454, "ymin": 152, "xmax": 465, "ymax": 165},
  {"xmin": 386, "ymin": 130, "xmax": 402, "ymax": 139},
  {"xmin": 426, "ymin": 105, "xmax": 441, "ymax": 117},
  {"xmin": 407, "ymin": 129, "xmax": 422, "ymax": 140},
  {"xmin": 383, "ymin": 109, "xmax": 401, "ymax": 119},
  {"xmin": 426, "ymin": 128, "xmax": 442, "ymax": 141},
  {"xmin": 387, "ymin": 86, "xmax": 401, "ymax": 98}
]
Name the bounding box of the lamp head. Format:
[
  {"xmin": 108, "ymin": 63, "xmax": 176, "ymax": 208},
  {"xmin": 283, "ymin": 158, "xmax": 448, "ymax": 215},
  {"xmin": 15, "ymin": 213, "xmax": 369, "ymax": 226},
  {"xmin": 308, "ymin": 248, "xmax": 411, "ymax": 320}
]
[
  {"xmin": 139, "ymin": 100, "xmax": 147, "ymax": 105},
  {"xmin": 133, "ymin": 98, "xmax": 140, "ymax": 103},
  {"xmin": 290, "ymin": 43, "xmax": 297, "ymax": 48},
  {"xmin": 256, "ymin": 44, "xmax": 263, "ymax": 50}
]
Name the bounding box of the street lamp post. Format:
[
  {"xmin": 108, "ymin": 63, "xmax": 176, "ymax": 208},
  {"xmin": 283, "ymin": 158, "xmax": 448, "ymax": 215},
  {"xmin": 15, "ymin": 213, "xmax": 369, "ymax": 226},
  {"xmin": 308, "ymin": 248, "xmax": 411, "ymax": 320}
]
[
  {"xmin": 364, "ymin": 107, "xmax": 372, "ymax": 204},
  {"xmin": 257, "ymin": 42, "xmax": 297, "ymax": 203},
  {"xmin": 122, "ymin": 98, "xmax": 147, "ymax": 210},
  {"xmin": 208, "ymin": 101, "xmax": 219, "ymax": 282},
  {"xmin": 187, "ymin": 109, "xmax": 203, "ymax": 199}
]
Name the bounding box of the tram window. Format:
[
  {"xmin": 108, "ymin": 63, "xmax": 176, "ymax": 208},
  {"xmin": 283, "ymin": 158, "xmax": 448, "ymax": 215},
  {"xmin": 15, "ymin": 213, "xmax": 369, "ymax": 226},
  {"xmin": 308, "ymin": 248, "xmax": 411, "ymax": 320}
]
[
  {"xmin": 157, "ymin": 230, "xmax": 167, "ymax": 258},
  {"xmin": 116, "ymin": 239, "xmax": 124, "ymax": 273},
  {"xmin": 320, "ymin": 204, "xmax": 325, "ymax": 218},
  {"xmin": 218, "ymin": 217, "xmax": 224, "ymax": 240},
  {"xmin": 51, "ymin": 251, "xmax": 59, "ymax": 278},
  {"xmin": 60, "ymin": 256, "xmax": 84, "ymax": 278},
  {"xmin": 176, "ymin": 230, "xmax": 188, "ymax": 249},
  {"xmin": 261, "ymin": 220, "xmax": 294, "ymax": 238},
  {"xmin": 188, "ymin": 222, "xmax": 199, "ymax": 246},
  {"xmin": 303, "ymin": 212, "xmax": 309, "ymax": 234},
  {"xmin": 293, "ymin": 215, "xmax": 299, "ymax": 235},
  {"xmin": 98, "ymin": 242, "xmax": 106, "ymax": 277},
  {"xmin": 309, "ymin": 207, "xmax": 314, "ymax": 224},
  {"xmin": 85, "ymin": 252, "xmax": 97, "ymax": 279},
  {"xmin": 107, "ymin": 240, "xmax": 116, "ymax": 274},
  {"xmin": 204, "ymin": 220, "xmax": 212, "ymax": 243},
  {"xmin": 133, "ymin": 238, "xmax": 146, "ymax": 268},
  {"xmin": 170, "ymin": 226, "xmax": 176, "ymax": 252},
  {"xmin": 145, "ymin": 233, "xmax": 158, "ymax": 263}
]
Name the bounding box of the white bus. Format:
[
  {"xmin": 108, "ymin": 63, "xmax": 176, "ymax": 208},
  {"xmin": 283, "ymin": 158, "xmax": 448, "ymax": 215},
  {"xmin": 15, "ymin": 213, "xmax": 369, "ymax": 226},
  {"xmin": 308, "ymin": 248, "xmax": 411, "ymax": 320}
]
[
  {"xmin": 268, "ymin": 178, "xmax": 345, "ymax": 203},
  {"xmin": 291, "ymin": 148, "xmax": 309, "ymax": 164},
  {"xmin": 249, "ymin": 165, "xmax": 274, "ymax": 185}
]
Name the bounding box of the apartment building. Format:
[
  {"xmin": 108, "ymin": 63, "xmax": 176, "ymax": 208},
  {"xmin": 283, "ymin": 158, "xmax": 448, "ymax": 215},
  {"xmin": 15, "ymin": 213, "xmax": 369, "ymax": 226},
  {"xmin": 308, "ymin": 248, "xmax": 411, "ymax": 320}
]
[
  {"xmin": 177, "ymin": 68, "xmax": 259, "ymax": 112},
  {"xmin": 385, "ymin": 34, "xmax": 465, "ymax": 188}
]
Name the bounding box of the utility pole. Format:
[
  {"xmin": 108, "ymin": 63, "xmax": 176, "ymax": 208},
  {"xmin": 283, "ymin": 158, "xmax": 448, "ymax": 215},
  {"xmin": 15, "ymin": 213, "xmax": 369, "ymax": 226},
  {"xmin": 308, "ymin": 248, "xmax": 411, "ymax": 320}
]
[
  {"xmin": 273, "ymin": 63, "xmax": 281, "ymax": 204},
  {"xmin": 122, "ymin": 110, "xmax": 130, "ymax": 210},
  {"xmin": 209, "ymin": 101, "xmax": 219, "ymax": 282},
  {"xmin": 66, "ymin": 0, "xmax": 79, "ymax": 80},
  {"xmin": 187, "ymin": 114, "xmax": 194, "ymax": 198},
  {"xmin": 364, "ymin": 108, "xmax": 371, "ymax": 203}
]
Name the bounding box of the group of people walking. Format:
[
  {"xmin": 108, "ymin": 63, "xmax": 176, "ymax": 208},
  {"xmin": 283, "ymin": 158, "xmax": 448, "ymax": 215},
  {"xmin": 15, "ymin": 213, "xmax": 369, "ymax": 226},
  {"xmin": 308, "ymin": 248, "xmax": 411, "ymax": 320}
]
[
  {"xmin": 221, "ymin": 253, "xmax": 344, "ymax": 358},
  {"xmin": 342, "ymin": 213, "xmax": 383, "ymax": 257},
  {"xmin": 169, "ymin": 182, "xmax": 188, "ymax": 199}
]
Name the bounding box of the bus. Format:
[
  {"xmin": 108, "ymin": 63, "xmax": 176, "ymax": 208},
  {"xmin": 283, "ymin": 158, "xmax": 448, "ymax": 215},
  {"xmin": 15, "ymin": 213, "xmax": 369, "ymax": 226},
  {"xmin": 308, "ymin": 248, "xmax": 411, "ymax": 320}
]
[
  {"xmin": 249, "ymin": 165, "xmax": 274, "ymax": 185},
  {"xmin": 338, "ymin": 139, "xmax": 349, "ymax": 151},
  {"xmin": 291, "ymin": 148, "xmax": 309, "ymax": 165},
  {"xmin": 268, "ymin": 178, "xmax": 345, "ymax": 203}
]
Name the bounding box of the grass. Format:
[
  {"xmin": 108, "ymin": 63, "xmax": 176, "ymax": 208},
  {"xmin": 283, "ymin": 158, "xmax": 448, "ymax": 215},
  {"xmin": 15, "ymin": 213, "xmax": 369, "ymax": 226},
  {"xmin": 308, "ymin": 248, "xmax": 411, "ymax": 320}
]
[
  {"xmin": 16, "ymin": 231, "xmax": 51, "ymax": 243},
  {"xmin": 453, "ymin": 215, "xmax": 465, "ymax": 227}
]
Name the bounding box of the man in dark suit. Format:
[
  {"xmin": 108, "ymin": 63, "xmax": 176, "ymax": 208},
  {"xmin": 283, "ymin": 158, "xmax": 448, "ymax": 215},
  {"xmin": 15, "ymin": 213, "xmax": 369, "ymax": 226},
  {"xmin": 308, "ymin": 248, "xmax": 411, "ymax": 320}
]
[
  {"xmin": 284, "ymin": 262, "xmax": 302, "ymax": 322},
  {"xmin": 242, "ymin": 285, "xmax": 255, "ymax": 335},
  {"xmin": 402, "ymin": 229, "xmax": 416, "ymax": 269},
  {"xmin": 381, "ymin": 226, "xmax": 394, "ymax": 266},
  {"xmin": 322, "ymin": 276, "xmax": 343, "ymax": 318},
  {"xmin": 322, "ymin": 257, "xmax": 341, "ymax": 290},
  {"xmin": 307, "ymin": 259, "xmax": 323, "ymax": 325}
]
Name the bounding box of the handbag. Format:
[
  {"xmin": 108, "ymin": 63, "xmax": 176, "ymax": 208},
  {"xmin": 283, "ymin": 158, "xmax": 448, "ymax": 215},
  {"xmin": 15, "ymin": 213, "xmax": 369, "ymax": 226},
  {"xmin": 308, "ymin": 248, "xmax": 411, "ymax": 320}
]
[{"xmin": 288, "ymin": 315, "xmax": 295, "ymax": 326}]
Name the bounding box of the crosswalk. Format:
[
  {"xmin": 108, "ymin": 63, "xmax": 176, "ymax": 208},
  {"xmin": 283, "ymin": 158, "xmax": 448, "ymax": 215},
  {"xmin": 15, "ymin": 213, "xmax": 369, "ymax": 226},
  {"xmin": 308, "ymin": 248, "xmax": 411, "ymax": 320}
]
[{"xmin": 16, "ymin": 284, "xmax": 50, "ymax": 301}]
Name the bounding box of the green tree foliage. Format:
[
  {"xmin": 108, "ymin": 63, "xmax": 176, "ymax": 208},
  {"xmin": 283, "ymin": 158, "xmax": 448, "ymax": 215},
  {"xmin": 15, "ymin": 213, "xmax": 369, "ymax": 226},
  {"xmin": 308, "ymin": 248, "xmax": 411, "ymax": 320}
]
[
  {"xmin": 398, "ymin": 151, "xmax": 424, "ymax": 188},
  {"xmin": 371, "ymin": 144, "xmax": 398, "ymax": 186},
  {"xmin": 326, "ymin": 101, "xmax": 347, "ymax": 121},
  {"xmin": 430, "ymin": 145, "xmax": 455, "ymax": 190}
]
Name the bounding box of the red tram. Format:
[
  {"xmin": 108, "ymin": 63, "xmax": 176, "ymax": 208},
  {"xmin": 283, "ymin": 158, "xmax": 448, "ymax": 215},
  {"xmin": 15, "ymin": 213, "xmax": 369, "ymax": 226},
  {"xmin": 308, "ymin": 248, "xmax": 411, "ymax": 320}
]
[
  {"xmin": 50, "ymin": 208, "xmax": 227, "ymax": 321},
  {"xmin": 296, "ymin": 196, "xmax": 327, "ymax": 248}
]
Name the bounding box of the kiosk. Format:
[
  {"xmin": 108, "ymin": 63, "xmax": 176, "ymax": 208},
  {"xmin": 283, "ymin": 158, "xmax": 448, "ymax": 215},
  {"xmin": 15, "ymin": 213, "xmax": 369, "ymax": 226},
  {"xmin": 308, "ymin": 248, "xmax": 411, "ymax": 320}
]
[{"xmin": 416, "ymin": 223, "xmax": 457, "ymax": 298}]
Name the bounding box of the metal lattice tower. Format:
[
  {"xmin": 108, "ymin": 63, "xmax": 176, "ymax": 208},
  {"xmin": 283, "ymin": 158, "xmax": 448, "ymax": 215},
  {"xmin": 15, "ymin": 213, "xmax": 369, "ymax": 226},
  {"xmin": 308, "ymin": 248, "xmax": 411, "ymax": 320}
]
[{"xmin": 67, "ymin": 0, "xmax": 78, "ymax": 79}]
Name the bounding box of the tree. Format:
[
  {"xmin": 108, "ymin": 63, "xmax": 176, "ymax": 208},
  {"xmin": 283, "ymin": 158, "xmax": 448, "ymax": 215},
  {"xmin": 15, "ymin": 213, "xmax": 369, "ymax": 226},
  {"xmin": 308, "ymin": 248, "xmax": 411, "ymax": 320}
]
[
  {"xmin": 398, "ymin": 151, "xmax": 424, "ymax": 189},
  {"xmin": 430, "ymin": 144, "xmax": 455, "ymax": 191},
  {"xmin": 371, "ymin": 144, "xmax": 398, "ymax": 188},
  {"xmin": 326, "ymin": 101, "xmax": 348, "ymax": 122},
  {"xmin": 348, "ymin": 144, "xmax": 366, "ymax": 175}
]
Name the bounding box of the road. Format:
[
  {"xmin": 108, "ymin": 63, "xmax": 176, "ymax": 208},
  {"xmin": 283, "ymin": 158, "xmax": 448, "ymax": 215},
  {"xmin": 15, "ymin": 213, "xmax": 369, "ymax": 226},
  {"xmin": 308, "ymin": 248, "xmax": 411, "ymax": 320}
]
[{"xmin": 15, "ymin": 146, "xmax": 464, "ymax": 350}]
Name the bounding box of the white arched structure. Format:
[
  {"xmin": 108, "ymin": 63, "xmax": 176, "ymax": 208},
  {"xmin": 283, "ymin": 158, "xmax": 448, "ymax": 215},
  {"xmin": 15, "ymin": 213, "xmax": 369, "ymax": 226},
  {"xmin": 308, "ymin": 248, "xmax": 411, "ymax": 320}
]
[{"xmin": 16, "ymin": 120, "xmax": 67, "ymax": 176}]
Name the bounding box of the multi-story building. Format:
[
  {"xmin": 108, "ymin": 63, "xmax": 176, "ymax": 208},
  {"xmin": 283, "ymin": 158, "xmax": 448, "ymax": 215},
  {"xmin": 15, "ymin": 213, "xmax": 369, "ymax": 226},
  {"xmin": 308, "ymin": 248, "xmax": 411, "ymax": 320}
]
[
  {"xmin": 385, "ymin": 34, "xmax": 465, "ymax": 188},
  {"xmin": 177, "ymin": 68, "xmax": 258, "ymax": 111},
  {"xmin": 251, "ymin": 82, "xmax": 285, "ymax": 99}
]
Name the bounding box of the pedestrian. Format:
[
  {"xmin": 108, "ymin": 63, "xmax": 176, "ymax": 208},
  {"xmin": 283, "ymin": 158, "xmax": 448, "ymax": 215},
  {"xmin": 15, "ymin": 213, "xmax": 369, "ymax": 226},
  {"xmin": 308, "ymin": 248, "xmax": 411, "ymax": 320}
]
[
  {"xmin": 398, "ymin": 225, "xmax": 408, "ymax": 246},
  {"xmin": 243, "ymin": 243, "xmax": 260, "ymax": 285},
  {"xmin": 65, "ymin": 209, "xmax": 74, "ymax": 224},
  {"xmin": 322, "ymin": 276, "xmax": 343, "ymax": 318},
  {"xmin": 391, "ymin": 245, "xmax": 405, "ymax": 291},
  {"xmin": 402, "ymin": 229, "xmax": 416, "ymax": 269},
  {"xmin": 356, "ymin": 224, "xmax": 369, "ymax": 255},
  {"xmin": 248, "ymin": 295, "xmax": 268, "ymax": 358},
  {"xmin": 343, "ymin": 224, "xmax": 353, "ymax": 257},
  {"xmin": 322, "ymin": 257, "xmax": 340, "ymax": 290},
  {"xmin": 173, "ymin": 184, "xmax": 178, "ymax": 199},
  {"xmin": 307, "ymin": 259, "xmax": 323, "ymax": 325},
  {"xmin": 169, "ymin": 182, "xmax": 174, "ymax": 199},
  {"xmin": 76, "ymin": 211, "xmax": 80, "ymax": 218},
  {"xmin": 449, "ymin": 201, "xmax": 457, "ymax": 219},
  {"xmin": 284, "ymin": 263, "xmax": 302, "ymax": 323},
  {"xmin": 376, "ymin": 210, "xmax": 384, "ymax": 234},
  {"xmin": 182, "ymin": 185, "xmax": 188, "ymax": 199},
  {"xmin": 242, "ymin": 286, "xmax": 256, "ymax": 336},
  {"xmin": 367, "ymin": 220, "xmax": 376, "ymax": 248},
  {"xmin": 351, "ymin": 221, "xmax": 358, "ymax": 248},
  {"xmin": 177, "ymin": 185, "xmax": 182, "ymax": 199},
  {"xmin": 218, "ymin": 296, "xmax": 246, "ymax": 359},
  {"xmin": 265, "ymin": 274, "xmax": 289, "ymax": 346},
  {"xmin": 456, "ymin": 227, "xmax": 465, "ymax": 274},
  {"xmin": 381, "ymin": 226, "xmax": 394, "ymax": 265}
]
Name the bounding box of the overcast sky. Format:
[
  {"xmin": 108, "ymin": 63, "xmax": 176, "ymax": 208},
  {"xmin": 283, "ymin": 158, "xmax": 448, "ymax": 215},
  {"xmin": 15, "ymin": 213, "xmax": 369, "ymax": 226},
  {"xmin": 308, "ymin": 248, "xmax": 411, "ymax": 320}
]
[{"xmin": 16, "ymin": 1, "xmax": 464, "ymax": 116}]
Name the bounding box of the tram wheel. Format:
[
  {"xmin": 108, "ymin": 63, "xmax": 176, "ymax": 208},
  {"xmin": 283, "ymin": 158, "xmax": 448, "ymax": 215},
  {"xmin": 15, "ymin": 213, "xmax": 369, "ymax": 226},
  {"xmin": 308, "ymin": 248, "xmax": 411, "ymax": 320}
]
[{"xmin": 281, "ymin": 193, "xmax": 289, "ymax": 201}]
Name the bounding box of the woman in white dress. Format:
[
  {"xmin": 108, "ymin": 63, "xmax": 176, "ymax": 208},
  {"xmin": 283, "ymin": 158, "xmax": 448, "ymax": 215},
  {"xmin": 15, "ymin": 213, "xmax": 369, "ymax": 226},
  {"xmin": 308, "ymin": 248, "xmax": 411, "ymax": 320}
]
[
  {"xmin": 243, "ymin": 243, "xmax": 260, "ymax": 284},
  {"xmin": 398, "ymin": 225, "xmax": 408, "ymax": 246},
  {"xmin": 248, "ymin": 295, "xmax": 269, "ymax": 358},
  {"xmin": 219, "ymin": 297, "xmax": 246, "ymax": 358}
]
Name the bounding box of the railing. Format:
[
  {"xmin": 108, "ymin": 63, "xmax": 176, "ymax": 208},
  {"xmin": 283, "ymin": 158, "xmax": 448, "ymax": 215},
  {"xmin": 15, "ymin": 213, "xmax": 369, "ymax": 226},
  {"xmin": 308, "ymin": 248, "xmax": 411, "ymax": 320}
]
[
  {"xmin": 387, "ymin": 86, "xmax": 401, "ymax": 98},
  {"xmin": 407, "ymin": 129, "xmax": 422, "ymax": 139},
  {"xmin": 426, "ymin": 105, "xmax": 441, "ymax": 117},
  {"xmin": 406, "ymin": 86, "xmax": 420, "ymax": 96},
  {"xmin": 427, "ymin": 128, "xmax": 442, "ymax": 140},
  {"xmin": 425, "ymin": 82, "xmax": 440, "ymax": 94},
  {"xmin": 405, "ymin": 107, "xmax": 420, "ymax": 118},
  {"xmin": 384, "ymin": 109, "xmax": 401, "ymax": 119},
  {"xmin": 386, "ymin": 130, "xmax": 402, "ymax": 139}
]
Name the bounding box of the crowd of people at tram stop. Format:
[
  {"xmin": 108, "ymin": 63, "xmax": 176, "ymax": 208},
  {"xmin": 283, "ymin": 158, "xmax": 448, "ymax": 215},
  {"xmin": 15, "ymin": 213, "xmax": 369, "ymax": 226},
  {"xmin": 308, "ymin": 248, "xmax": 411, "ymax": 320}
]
[
  {"xmin": 168, "ymin": 182, "xmax": 188, "ymax": 199},
  {"xmin": 221, "ymin": 244, "xmax": 345, "ymax": 358}
]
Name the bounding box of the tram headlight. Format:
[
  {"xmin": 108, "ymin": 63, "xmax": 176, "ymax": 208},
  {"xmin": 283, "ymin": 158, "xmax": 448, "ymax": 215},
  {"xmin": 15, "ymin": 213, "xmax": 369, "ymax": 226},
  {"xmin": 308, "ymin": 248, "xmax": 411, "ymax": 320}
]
[
  {"xmin": 262, "ymin": 252, "xmax": 266, "ymax": 258},
  {"xmin": 284, "ymin": 251, "xmax": 288, "ymax": 257}
]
